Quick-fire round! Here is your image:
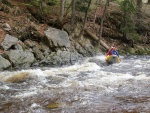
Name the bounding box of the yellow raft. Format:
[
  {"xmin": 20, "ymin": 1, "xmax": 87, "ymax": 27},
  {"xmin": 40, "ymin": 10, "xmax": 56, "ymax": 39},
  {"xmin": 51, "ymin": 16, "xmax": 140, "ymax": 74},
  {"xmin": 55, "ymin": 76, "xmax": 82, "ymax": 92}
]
[{"xmin": 105, "ymin": 55, "xmax": 120, "ymax": 64}]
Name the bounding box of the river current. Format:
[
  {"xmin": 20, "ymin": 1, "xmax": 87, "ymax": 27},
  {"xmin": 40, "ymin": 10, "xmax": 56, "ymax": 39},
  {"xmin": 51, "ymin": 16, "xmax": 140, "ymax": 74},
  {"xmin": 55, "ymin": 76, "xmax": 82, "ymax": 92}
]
[{"xmin": 0, "ymin": 55, "xmax": 150, "ymax": 113}]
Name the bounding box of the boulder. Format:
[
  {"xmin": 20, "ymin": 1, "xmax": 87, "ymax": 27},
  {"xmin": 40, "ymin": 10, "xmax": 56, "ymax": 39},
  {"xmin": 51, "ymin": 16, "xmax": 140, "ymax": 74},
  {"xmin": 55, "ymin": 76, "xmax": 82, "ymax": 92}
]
[
  {"xmin": 6, "ymin": 50, "xmax": 35, "ymax": 68},
  {"xmin": 0, "ymin": 55, "xmax": 11, "ymax": 70},
  {"xmin": 1, "ymin": 34, "xmax": 18, "ymax": 50},
  {"xmin": 32, "ymin": 46, "xmax": 45, "ymax": 60},
  {"xmin": 44, "ymin": 27, "xmax": 70, "ymax": 48},
  {"xmin": 39, "ymin": 49, "xmax": 79, "ymax": 66}
]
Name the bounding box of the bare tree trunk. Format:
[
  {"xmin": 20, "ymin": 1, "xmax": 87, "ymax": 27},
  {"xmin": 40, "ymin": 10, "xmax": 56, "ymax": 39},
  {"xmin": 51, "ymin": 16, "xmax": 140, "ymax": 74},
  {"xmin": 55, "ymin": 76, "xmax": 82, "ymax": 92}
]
[
  {"xmin": 122, "ymin": 12, "xmax": 127, "ymax": 40},
  {"xmin": 64, "ymin": 0, "xmax": 73, "ymax": 17},
  {"xmin": 97, "ymin": 0, "xmax": 109, "ymax": 48},
  {"xmin": 148, "ymin": 0, "xmax": 150, "ymax": 4},
  {"xmin": 137, "ymin": 0, "xmax": 142, "ymax": 19},
  {"xmin": 71, "ymin": 0, "xmax": 76, "ymax": 32},
  {"xmin": 39, "ymin": 0, "xmax": 43, "ymax": 16},
  {"xmin": 60, "ymin": 0, "xmax": 65, "ymax": 21},
  {"xmin": 93, "ymin": 7, "xmax": 97, "ymax": 29},
  {"xmin": 78, "ymin": 0, "xmax": 92, "ymax": 38}
]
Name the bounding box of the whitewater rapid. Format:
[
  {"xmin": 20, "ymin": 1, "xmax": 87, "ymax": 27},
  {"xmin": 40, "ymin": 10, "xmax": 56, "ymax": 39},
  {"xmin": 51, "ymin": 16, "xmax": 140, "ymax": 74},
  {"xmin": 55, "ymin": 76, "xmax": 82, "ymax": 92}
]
[{"xmin": 0, "ymin": 55, "xmax": 150, "ymax": 113}]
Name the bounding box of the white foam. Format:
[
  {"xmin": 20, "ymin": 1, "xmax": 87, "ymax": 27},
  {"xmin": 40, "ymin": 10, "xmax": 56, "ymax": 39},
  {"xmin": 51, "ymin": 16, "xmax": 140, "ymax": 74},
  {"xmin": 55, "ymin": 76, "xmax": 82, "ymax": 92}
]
[
  {"xmin": 3, "ymin": 85, "xmax": 10, "ymax": 89},
  {"xmin": 13, "ymin": 91, "xmax": 37, "ymax": 98},
  {"xmin": 31, "ymin": 103, "xmax": 41, "ymax": 109},
  {"xmin": 134, "ymin": 65, "xmax": 142, "ymax": 68},
  {"xmin": 44, "ymin": 62, "xmax": 100, "ymax": 76}
]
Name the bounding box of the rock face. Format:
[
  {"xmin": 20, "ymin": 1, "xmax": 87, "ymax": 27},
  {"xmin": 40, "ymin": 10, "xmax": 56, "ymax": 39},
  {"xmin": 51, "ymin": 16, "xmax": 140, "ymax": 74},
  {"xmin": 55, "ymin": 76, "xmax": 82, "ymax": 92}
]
[{"xmin": 0, "ymin": 26, "xmax": 94, "ymax": 70}]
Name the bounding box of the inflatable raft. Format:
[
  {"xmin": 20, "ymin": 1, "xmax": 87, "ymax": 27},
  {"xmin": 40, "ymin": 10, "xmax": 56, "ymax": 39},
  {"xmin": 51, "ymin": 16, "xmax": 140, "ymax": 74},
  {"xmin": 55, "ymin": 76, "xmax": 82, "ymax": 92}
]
[{"xmin": 105, "ymin": 55, "xmax": 120, "ymax": 64}]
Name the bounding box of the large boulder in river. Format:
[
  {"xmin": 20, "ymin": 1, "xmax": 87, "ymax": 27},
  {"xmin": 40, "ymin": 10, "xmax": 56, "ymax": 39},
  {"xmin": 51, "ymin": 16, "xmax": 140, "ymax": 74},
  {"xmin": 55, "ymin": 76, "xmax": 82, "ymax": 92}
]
[
  {"xmin": 44, "ymin": 27, "xmax": 70, "ymax": 48},
  {"xmin": 0, "ymin": 55, "xmax": 11, "ymax": 70}
]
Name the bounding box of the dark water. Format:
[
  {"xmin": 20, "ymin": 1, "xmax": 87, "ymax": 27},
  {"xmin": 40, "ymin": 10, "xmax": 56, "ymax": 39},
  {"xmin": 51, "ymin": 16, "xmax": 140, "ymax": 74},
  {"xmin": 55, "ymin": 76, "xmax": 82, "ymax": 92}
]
[{"xmin": 0, "ymin": 55, "xmax": 150, "ymax": 113}]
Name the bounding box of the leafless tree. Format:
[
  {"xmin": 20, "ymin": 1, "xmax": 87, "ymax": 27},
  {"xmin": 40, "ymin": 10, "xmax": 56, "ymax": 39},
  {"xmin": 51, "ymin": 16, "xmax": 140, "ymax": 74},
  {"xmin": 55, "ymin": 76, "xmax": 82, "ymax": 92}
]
[
  {"xmin": 97, "ymin": 0, "xmax": 109, "ymax": 48},
  {"xmin": 136, "ymin": 0, "xmax": 142, "ymax": 19},
  {"xmin": 60, "ymin": 0, "xmax": 65, "ymax": 21},
  {"xmin": 78, "ymin": 0, "xmax": 92, "ymax": 38},
  {"xmin": 71, "ymin": 0, "xmax": 76, "ymax": 32}
]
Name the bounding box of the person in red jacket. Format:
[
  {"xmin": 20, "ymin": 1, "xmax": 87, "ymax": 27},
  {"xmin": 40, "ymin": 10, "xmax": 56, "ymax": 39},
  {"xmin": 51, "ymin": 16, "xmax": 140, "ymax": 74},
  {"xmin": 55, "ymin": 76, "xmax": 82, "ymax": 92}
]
[
  {"xmin": 107, "ymin": 46, "xmax": 115, "ymax": 56},
  {"xmin": 105, "ymin": 46, "xmax": 120, "ymax": 62}
]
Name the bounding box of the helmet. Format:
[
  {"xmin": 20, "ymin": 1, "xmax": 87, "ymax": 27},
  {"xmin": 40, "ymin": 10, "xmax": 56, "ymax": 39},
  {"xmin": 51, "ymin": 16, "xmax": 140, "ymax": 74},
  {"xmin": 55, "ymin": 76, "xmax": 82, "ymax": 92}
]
[{"xmin": 112, "ymin": 47, "xmax": 116, "ymax": 50}]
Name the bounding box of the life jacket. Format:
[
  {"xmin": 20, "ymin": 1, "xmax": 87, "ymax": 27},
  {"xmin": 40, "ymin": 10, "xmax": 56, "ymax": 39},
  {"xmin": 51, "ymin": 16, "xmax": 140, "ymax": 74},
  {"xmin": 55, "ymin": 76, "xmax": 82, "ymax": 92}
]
[
  {"xmin": 112, "ymin": 50, "xmax": 117, "ymax": 55},
  {"xmin": 112, "ymin": 50, "xmax": 119, "ymax": 57},
  {"xmin": 107, "ymin": 48, "xmax": 113, "ymax": 55}
]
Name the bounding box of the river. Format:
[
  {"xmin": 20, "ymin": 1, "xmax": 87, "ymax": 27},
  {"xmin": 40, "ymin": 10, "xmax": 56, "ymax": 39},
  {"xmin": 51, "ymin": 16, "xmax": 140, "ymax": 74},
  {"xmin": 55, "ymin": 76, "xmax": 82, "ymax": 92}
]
[{"xmin": 0, "ymin": 55, "xmax": 150, "ymax": 113}]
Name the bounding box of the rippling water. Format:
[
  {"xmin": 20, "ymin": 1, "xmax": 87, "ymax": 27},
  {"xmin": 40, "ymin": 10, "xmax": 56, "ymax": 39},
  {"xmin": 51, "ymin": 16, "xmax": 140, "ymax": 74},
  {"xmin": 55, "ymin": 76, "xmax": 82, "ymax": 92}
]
[{"xmin": 0, "ymin": 55, "xmax": 150, "ymax": 113}]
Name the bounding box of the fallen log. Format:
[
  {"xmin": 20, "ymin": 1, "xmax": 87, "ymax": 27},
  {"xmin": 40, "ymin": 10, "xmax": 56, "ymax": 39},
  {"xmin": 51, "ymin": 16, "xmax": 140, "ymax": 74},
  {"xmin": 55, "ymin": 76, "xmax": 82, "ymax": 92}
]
[{"xmin": 84, "ymin": 29, "xmax": 110, "ymax": 50}]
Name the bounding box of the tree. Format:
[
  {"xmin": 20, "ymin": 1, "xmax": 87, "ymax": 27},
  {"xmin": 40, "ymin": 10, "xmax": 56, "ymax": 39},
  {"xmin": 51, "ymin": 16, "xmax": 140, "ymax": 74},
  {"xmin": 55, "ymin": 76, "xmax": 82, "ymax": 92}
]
[
  {"xmin": 97, "ymin": 0, "xmax": 109, "ymax": 48},
  {"xmin": 30, "ymin": 0, "xmax": 43, "ymax": 17},
  {"xmin": 136, "ymin": 0, "xmax": 142, "ymax": 19},
  {"xmin": 60, "ymin": 0, "xmax": 65, "ymax": 21},
  {"xmin": 78, "ymin": 0, "xmax": 92, "ymax": 38},
  {"xmin": 119, "ymin": 0, "xmax": 138, "ymax": 47},
  {"xmin": 148, "ymin": 0, "xmax": 150, "ymax": 4},
  {"xmin": 71, "ymin": 0, "xmax": 76, "ymax": 32}
]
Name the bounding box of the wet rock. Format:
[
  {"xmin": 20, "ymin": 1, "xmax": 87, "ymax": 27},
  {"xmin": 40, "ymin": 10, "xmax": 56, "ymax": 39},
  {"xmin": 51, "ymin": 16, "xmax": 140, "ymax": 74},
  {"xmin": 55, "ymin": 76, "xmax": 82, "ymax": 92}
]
[{"xmin": 0, "ymin": 55, "xmax": 11, "ymax": 70}]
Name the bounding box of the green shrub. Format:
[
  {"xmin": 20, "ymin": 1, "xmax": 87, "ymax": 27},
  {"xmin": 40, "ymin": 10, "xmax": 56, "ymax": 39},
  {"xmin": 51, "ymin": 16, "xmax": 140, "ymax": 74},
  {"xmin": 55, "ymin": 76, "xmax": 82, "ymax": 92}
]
[
  {"xmin": 75, "ymin": 0, "xmax": 92, "ymax": 12},
  {"xmin": 118, "ymin": 0, "xmax": 139, "ymax": 41},
  {"xmin": 47, "ymin": 0, "xmax": 57, "ymax": 6}
]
